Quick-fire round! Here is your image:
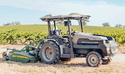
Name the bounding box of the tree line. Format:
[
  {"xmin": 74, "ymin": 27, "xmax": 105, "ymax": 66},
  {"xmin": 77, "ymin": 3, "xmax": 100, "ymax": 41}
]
[
  {"xmin": 3, "ymin": 22, "xmax": 21, "ymax": 26},
  {"xmin": 3, "ymin": 21, "xmax": 124, "ymax": 28},
  {"xmin": 102, "ymin": 22, "xmax": 124, "ymax": 27}
]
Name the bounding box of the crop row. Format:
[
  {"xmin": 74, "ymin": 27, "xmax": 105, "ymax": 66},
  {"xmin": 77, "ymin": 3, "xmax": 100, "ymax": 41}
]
[
  {"xmin": 0, "ymin": 29, "xmax": 48, "ymax": 44},
  {"xmin": 0, "ymin": 29, "xmax": 125, "ymax": 45}
]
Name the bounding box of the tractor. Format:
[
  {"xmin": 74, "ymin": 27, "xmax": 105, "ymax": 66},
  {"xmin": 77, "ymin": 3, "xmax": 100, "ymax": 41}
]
[
  {"xmin": 3, "ymin": 13, "xmax": 118, "ymax": 67},
  {"xmin": 39, "ymin": 13, "xmax": 118, "ymax": 67}
]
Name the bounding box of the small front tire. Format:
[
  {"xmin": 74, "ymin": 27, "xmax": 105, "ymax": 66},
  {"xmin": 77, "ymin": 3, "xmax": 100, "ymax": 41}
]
[{"xmin": 86, "ymin": 51, "xmax": 102, "ymax": 67}]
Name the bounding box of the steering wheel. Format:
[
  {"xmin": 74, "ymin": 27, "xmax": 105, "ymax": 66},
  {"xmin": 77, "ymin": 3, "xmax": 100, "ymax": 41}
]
[{"xmin": 71, "ymin": 31, "xmax": 76, "ymax": 36}]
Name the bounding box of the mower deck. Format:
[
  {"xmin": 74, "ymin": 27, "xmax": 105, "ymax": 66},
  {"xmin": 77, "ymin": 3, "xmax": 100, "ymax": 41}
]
[{"xmin": 3, "ymin": 39, "xmax": 44, "ymax": 63}]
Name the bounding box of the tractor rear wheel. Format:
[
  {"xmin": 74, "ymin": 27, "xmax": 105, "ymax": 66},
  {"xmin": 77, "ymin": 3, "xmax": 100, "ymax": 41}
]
[
  {"xmin": 39, "ymin": 41, "xmax": 60, "ymax": 64},
  {"xmin": 86, "ymin": 51, "xmax": 102, "ymax": 67}
]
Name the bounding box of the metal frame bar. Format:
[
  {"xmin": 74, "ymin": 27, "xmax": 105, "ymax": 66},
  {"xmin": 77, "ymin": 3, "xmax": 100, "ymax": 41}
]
[
  {"xmin": 48, "ymin": 21, "xmax": 51, "ymax": 36},
  {"xmin": 80, "ymin": 19, "xmax": 83, "ymax": 32},
  {"xmin": 54, "ymin": 21, "xmax": 56, "ymax": 30},
  {"xmin": 67, "ymin": 18, "xmax": 74, "ymax": 58}
]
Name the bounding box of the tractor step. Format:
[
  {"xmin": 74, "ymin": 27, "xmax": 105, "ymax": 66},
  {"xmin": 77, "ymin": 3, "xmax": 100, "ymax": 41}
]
[{"xmin": 61, "ymin": 54, "xmax": 70, "ymax": 58}]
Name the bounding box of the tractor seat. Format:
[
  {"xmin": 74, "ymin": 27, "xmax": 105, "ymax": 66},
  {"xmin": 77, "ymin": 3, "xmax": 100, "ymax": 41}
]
[{"xmin": 52, "ymin": 30, "xmax": 62, "ymax": 37}]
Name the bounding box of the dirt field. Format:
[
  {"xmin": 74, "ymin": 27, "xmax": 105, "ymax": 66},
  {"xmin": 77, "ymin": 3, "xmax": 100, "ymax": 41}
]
[{"xmin": 0, "ymin": 45, "xmax": 125, "ymax": 74}]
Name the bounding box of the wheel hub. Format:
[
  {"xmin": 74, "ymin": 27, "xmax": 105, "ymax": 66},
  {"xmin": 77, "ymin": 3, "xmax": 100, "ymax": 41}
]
[
  {"xmin": 88, "ymin": 54, "xmax": 99, "ymax": 66},
  {"xmin": 45, "ymin": 47, "xmax": 54, "ymax": 60},
  {"xmin": 90, "ymin": 56, "xmax": 97, "ymax": 64}
]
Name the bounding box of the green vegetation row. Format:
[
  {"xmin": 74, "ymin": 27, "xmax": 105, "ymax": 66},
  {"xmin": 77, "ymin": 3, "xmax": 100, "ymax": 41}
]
[
  {"xmin": 0, "ymin": 25, "xmax": 125, "ymax": 45},
  {"xmin": 0, "ymin": 29, "xmax": 48, "ymax": 44}
]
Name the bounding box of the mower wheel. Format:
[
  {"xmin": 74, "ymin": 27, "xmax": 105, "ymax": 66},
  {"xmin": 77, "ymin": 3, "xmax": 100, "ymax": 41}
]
[
  {"xmin": 2, "ymin": 52, "xmax": 9, "ymax": 60},
  {"xmin": 39, "ymin": 41, "xmax": 60, "ymax": 64},
  {"xmin": 86, "ymin": 51, "xmax": 102, "ymax": 67}
]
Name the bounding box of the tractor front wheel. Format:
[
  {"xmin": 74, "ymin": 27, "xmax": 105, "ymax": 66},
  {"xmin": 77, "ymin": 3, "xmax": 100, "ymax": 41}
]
[
  {"xmin": 39, "ymin": 41, "xmax": 60, "ymax": 64},
  {"xmin": 86, "ymin": 51, "xmax": 102, "ymax": 67}
]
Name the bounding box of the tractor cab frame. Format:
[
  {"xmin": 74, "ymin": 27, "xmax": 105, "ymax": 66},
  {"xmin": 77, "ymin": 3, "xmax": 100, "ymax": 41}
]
[
  {"xmin": 40, "ymin": 13, "xmax": 118, "ymax": 67},
  {"xmin": 41, "ymin": 13, "xmax": 91, "ymax": 58},
  {"xmin": 3, "ymin": 13, "xmax": 118, "ymax": 67}
]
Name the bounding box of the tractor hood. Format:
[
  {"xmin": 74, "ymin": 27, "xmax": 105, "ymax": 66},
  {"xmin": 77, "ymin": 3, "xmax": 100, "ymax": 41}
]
[{"xmin": 73, "ymin": 32, "xmax": 113, "ymax": 44}]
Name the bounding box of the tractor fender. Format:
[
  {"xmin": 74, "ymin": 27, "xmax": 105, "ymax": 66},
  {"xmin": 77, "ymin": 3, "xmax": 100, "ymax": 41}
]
[{"xmin": 43, "ymin": 39, "xmax": 59, "ymax": 45}]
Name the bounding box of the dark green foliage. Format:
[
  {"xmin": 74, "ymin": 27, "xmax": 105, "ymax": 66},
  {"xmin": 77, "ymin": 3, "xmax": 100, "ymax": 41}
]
[
  {"xmin": 0, "ymin": 25, "xmax": 124, "ymax": 45},
  {"xmin": 0, "ymin": 29, "xmax": 48, "ymax": 44}
]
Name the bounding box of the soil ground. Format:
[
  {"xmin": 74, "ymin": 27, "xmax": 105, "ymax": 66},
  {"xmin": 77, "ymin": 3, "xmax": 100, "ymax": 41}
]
[{"xmin": 0, "ymin": 45, "xmax": 124, "ymax": 74}]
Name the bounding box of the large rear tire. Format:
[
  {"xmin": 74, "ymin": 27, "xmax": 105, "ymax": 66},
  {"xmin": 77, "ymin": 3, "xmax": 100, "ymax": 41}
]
[
  {"xmin": 39, "ymin": 41, "xmax": 60, "ymax": 64},
  {"xmin": 86, "ymin": 51, "xmax": 102, "ymax": 67}
]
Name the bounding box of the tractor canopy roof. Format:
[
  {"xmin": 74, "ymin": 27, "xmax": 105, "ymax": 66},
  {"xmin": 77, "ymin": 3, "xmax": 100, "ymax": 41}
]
[{"xmin": 40, "ymin": 13, "xmax": 91, "ymax": 21}]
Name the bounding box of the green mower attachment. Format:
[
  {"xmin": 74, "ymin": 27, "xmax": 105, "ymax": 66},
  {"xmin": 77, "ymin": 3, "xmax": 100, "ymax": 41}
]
[{"xmin": 2, "ymin": 39, "xmax": 44, "ymax": 63}]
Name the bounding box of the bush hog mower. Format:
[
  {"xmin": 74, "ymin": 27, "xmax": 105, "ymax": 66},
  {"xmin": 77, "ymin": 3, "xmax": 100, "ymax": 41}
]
[
  {"xmin": 3, "ymin": 39, "xmax": 44, "ymax": 63},
  {"xmin": 3, "ymin": 13, "xmax": 118, "ymax": 67}
]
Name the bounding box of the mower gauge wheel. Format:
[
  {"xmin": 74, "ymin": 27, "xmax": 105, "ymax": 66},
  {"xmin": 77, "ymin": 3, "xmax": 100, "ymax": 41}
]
[{"xmin": 2, "ymin": 52, "xmax": 7, "ymax": 58}]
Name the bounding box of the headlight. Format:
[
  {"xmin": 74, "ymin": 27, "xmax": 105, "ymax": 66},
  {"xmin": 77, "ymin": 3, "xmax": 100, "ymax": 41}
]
[{"xmin": 107, "ymin": 47, "xmax": 110, "ymax": 53}]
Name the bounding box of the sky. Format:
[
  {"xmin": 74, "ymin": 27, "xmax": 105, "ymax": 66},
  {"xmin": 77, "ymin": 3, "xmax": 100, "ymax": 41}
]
[{"xmin": 0, "ymin": 0, "xmax": 125, "ymax": 26}]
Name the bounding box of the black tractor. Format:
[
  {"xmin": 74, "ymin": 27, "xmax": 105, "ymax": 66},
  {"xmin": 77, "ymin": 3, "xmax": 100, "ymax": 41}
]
[{"xmin": 39, "ymin": 13, "xmax": 118, "ymax": 67}]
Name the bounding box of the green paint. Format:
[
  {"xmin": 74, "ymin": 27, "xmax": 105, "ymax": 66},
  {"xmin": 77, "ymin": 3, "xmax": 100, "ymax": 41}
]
[{"xmin": 5, "ymin": 39, "xmax": 44, "ymax": 63}]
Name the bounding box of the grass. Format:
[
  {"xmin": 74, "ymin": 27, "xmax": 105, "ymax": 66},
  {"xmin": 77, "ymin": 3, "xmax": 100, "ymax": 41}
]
[
  {"xmin": 1, "ymin": 25, "xmax": 125, "ymax": 45},
  {"xmin": 0, "ymin": 25, "xmax": 124, "ymax": 33}
]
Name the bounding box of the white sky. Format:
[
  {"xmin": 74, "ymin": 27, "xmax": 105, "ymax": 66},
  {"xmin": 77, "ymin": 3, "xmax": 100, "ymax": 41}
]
[{"xmin": 0, "ymin": 0, "xmax": 125, "ymax": 26}]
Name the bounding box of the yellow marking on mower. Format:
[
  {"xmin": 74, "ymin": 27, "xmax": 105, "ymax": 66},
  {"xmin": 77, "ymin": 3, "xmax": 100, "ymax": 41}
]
[{"xmin": 12, "ymin": 55, "xmax": 29, "ymax": 59}]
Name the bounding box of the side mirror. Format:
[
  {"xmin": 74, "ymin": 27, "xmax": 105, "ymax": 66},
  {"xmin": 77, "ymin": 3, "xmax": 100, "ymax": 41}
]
[{"xmin": 64, "ymin": 21, "xmax": 71, "ymax": 26}]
